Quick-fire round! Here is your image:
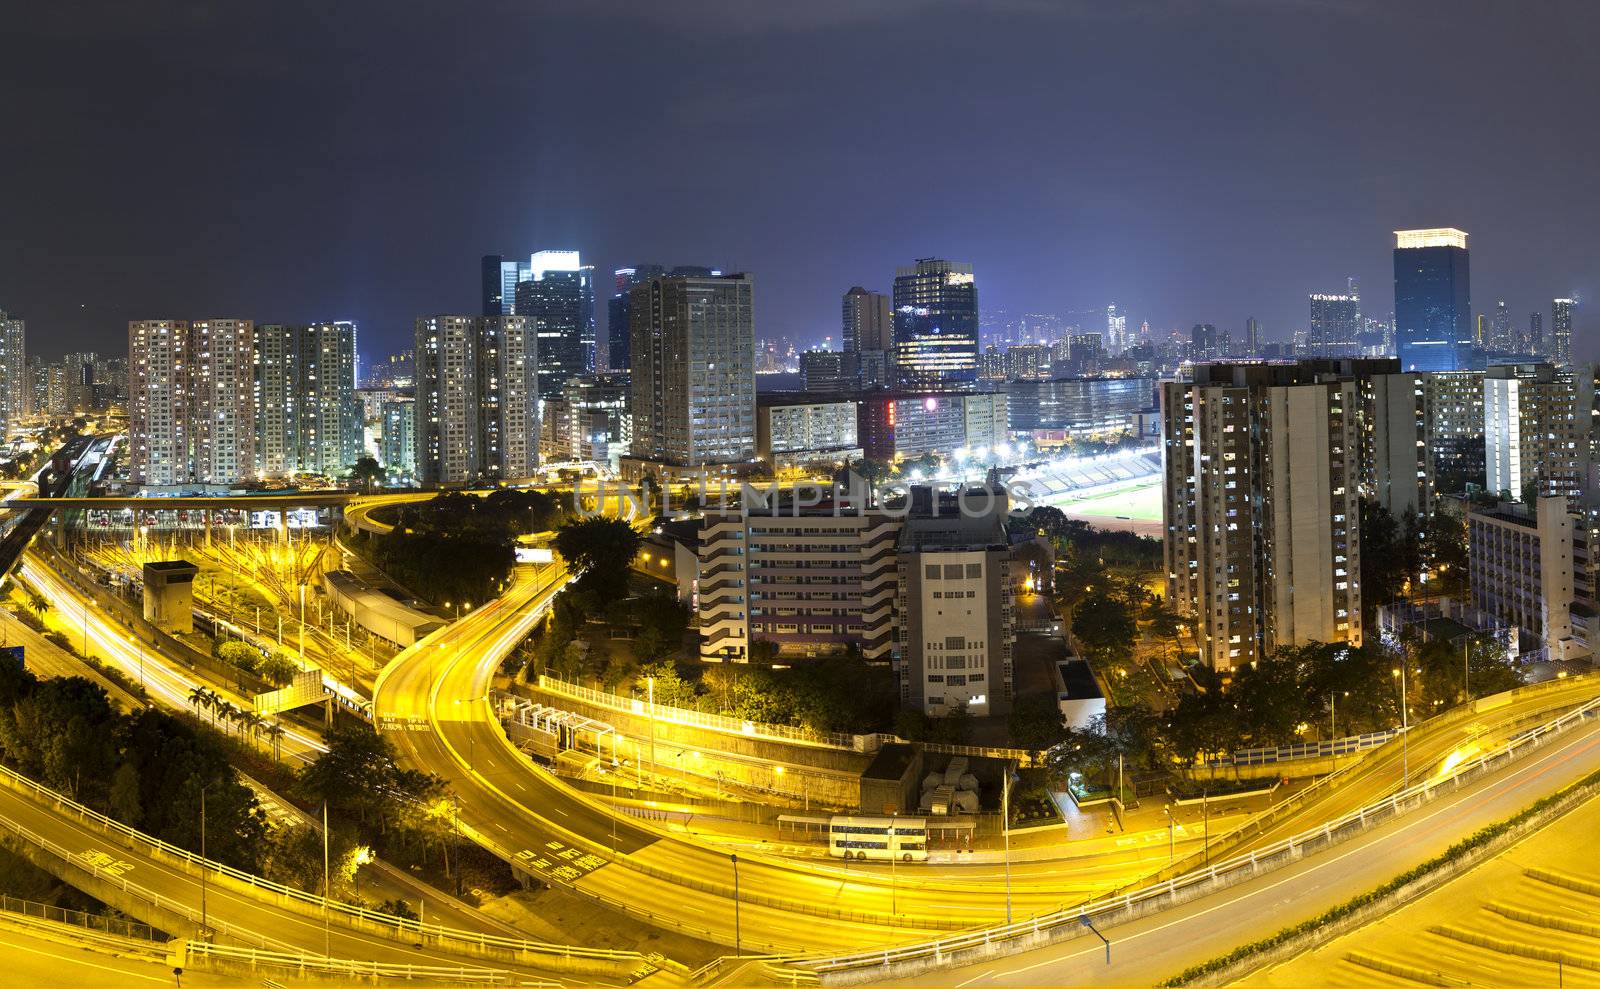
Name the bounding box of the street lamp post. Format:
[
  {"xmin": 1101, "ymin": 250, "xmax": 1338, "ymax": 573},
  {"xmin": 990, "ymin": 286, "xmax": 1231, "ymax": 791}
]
[
  {"xmin": 130, "ymin": 634, "xmax": 144, "ymax": 697},
  {"xmin": 199, "ymin": 784, "xmax": 208, "ymax": 937},
  {"xmin": 1163, "ymin": 804, "xmax": 1174, "ymax": 864},
  {"xmin": 1393, "ymin": 665, "xmax": 1410, "ymax": 787},
  {"xmin": 322, "ymin": 801, "xmax": 331, "ymax": 957},
  {"xmin": 647, "ymin": 675, "xmax": 657, "ymax": 779},
  {"xmin": 730, "ymin": 854, "xmax": 741, "ymax": 956},
  {"xmin": 609, "ymin": 758, "xmax": 620, "ymax": 854},
  {"xmin": 1001, "ymin": 766, "xmax": 1014, "ymax": 924},
  {"xmin": 889, "ymin": 812, "xmax": 897, "ymax": 922}
]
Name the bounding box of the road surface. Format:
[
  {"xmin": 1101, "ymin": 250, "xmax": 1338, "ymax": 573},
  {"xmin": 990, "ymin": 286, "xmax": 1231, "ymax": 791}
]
[{"xmin": 882, "ymin": 707, "xmax": 1600, "ymax": 987}]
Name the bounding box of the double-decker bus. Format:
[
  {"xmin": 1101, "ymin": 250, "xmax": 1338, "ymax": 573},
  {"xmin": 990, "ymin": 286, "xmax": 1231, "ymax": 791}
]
[{"xmin": 827, "ymin": 816, "xmax": 929, "ymax": 862}]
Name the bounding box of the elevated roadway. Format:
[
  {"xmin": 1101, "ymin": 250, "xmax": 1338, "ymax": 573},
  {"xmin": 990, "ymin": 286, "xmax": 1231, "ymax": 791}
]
[{"xmin": 373, "ymin": 555, "xmax": 1600, "ymax": 955}]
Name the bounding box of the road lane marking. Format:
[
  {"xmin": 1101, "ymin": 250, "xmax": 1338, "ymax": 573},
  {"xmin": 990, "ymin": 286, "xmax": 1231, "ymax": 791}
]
[{"xmin": 0, "ymin": 933, "xmax": 167, "ymax": 983}]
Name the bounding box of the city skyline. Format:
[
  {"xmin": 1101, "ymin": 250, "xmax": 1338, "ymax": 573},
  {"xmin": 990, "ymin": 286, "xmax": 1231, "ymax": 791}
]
[{"xmin": 3, "ymin": 1, "xmax": 1599, "ymax": 360}]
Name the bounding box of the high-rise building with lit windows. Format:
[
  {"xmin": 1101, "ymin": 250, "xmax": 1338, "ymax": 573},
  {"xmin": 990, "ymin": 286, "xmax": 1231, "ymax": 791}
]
[
  {"xmin": 893, "ymin": 259, "xmax": 978, "ymax": 390},
  {"xmin": 0, "ymin": 312, "xmax": 24, "ymax": 434},
  {"xmin": 1394, "ymin": 228, "xmax": 1472, "ymax": 372},
  {"xmin": 186, "ymin": 319, "xmax": 257, "ymax": 485},
  {"xmin": 130, "ymin": 320, "xmax": 190, "ymax": 487},
  {"xmin": 414, "ymin": 315, "xmax": 537, "ymax": 486},
  {"xmin": 1484, "ymin": 362, "xmax": 1586, "ymax": 504},
  {"xmin": 1490, "ymin": 300, "xmax": 1514, "ymax": 351},
  {"xmin": 844, "ymin": 286, "xmax": 893, "ymax": 352},
  {"xmin": 624, "ymin": 272, "xmax": 755, "ymax": 480},
  {"xmin": 298, "ymin": 322, "xmax": 362, "ymax": 477},
  {"xmin": 1553, "ymin": 298, "xmax": 1576, "ymax": 367},
  {"xmin": 1310, "ymin": 291, "xmax": 1362, "ymax": 355},
  {"xmin": 1162, "ymin": 362, "xmax": 1364, "ymax": 671},
  {"xmin": 254, "ymin": 322, "xmax": 361, "ymax": 479}
]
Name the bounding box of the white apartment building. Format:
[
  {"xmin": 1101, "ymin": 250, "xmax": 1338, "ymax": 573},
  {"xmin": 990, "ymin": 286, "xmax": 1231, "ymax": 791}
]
[
  {"xmin": 895, "ymin": 495, "xmax": 1015, "ymax": 717},
  {"xmin": 756, "ymin": 398, "xmax": 862, "ymax": 470},
  {"xmin": 1469, "ymin": 496, "xmax": 1591, "ymax": 661}
]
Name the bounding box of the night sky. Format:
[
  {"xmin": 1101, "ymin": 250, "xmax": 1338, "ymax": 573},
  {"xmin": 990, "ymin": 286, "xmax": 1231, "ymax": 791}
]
[{"xmin": 4, "ymin": 0, "xmax": 1599, "ymax": 361}]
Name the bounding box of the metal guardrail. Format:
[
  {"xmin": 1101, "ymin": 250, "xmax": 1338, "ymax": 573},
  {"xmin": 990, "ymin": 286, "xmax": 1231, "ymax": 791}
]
[
  {"xmin": 538, "ymin": 675, "xmax": 1039, "ymax": 764},
  {"xmin": 0, "ymin": 890, "xmax": 166, "ymax": 942},
  {"xmin": 791, "ymin": 690, "xmax": 1600, "ymax": 977},
  {"xmin": 0, "ymin": 810, "xmax": 289, "ymax": 950},
  {"xmin": 184, "ymin": 941, "xmax": 530, "ymax": 985},
  {"xmin": 0, "ymin": 760, "xmax": 641, "ymax": 965},
  {"xmin": 1216, "ymin": 729, "xmax": 1399, "ymax": 766},
  {"xmin": 539, "ymin": 674, "xmax": 860, "ymax": 748}
]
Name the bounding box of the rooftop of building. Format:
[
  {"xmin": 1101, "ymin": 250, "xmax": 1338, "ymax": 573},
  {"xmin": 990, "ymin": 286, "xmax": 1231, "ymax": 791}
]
[
  {"xmin": 1055, "ymin": 658, "xmax": 1103, "ymax": 701},
  {"xmin": 862, "ymin": 742, "xmax": 919, "ymax": 782}
]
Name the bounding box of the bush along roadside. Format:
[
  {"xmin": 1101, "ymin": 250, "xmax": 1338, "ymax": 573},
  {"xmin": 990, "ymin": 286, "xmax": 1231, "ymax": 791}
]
[{"xmin": 1160, "ymin": 765, "xmax": 1600, "ymax": 986}]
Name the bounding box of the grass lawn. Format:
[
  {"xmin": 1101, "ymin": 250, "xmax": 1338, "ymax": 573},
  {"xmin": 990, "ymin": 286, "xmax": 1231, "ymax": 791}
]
[{"xmin": 1046, "ymin": 477, "xmax": 1163, "ymax": 522}]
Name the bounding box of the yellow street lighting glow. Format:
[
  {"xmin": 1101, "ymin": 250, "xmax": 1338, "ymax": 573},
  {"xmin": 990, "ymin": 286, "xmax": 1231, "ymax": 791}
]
[{"xmin": 1394, "ymin": 228, "xmax": 1468, "ymax": 249}]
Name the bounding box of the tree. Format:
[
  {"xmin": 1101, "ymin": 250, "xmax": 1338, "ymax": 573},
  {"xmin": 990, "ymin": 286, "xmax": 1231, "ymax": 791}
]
[
  {"xmin": 634, "ymin": 662, "xmax": 698, "ymax": 709},
  {"xmin": 217, "ymin": 640, "xmax": 260, "ymax": 674},
  {"xmin": 1007, "ymin": 691, "xmax": 1066, "ymax": 755},
  {"xmin": 746, "ymin": 637, "xmax": 780, "ymax": 666},
  {"xmin": 297, "ymin": 723, "xmax": 442, "ymax": 839},
  {"xmin": 347, "ymin": 455, "xmax": 385, "ymax": 494},
  {"xmin": 108, "ymin": 762, "xmax": 142, "ymax": 826},
  {"xmin": 1072, "ymin": 590, "xmax": 1137, "ymax": 664},
  {"xmin": 553, "ymin": 517, "xmax": 642, "ymax": 599},
  {"xmin": 258, "ymin": 652, "xmax": 300, "ymax": 687}
]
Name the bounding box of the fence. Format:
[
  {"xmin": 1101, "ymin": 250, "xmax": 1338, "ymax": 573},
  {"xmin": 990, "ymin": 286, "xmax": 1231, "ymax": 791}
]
[
  {"xmin": 538, "ymin": 675, "xmax": 859, "ymax": 749},
  {"xmin": 785, "ymin": 689, "xmax": 1600, "ymax": 982},
  {"xmin": 0, "ymin": 760, "xmax": 645, "ymax": 973},
  {"xmin": 0, "ymin": 890, "xmax": 166, "ymax": 942},
  {"xmin": 537, "ymin": 676, "xmax": 1039, "ymax": 765},
  {"xmin": 1217, "ymin": 730, "xmax": 1399, "ymax": 767},
  {"xmin": 183, "ymin": 941, "xmax": 535, "ymax": 986}
]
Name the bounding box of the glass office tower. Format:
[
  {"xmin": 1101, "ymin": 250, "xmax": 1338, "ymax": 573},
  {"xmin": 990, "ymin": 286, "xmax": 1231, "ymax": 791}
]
[
  {"xmin": 1393, "ymin": 228, "xmax": 1473, "ymax": 372},
  {"xmin": 893, "ymin": 258, "xmax": 978, "ymax": 390}
]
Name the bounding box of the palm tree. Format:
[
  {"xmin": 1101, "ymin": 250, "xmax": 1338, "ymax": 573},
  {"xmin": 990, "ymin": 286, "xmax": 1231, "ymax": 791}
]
[
  {"xmin": 25, "ymin": 590, "xmax": 49, "ymax": 622},
  {"xmin": 264, "ymin": 721, "xmax": 286, "ymax": 762},
  {"xmin": 244, "ymin": 711, "xmax": 266, "ymax": 751}
]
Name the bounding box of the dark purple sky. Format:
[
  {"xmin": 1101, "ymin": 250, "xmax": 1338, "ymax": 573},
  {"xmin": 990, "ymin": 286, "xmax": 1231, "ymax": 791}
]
[{"xmin": 4, "ymin": 0, "xmax": 1598, "ymax": 361}]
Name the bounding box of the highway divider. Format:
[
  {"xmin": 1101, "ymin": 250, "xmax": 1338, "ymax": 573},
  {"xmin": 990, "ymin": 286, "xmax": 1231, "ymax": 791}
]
[
  {"xmin": 0, "ymin": 761, "xmax": 647, "ymax": 977},
  {"xmin": 775, "ymin": 691, "xmax": 1600, "ymax": 985}
]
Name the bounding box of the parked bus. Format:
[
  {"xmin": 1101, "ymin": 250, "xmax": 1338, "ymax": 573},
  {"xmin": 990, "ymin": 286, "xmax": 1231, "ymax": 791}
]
[{"xmin": 827, "ymin": 816, "xmax": 928, "ymax": 862}]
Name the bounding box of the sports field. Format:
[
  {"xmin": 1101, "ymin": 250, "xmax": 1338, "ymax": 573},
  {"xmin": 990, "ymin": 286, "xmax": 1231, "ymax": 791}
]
[{"xmin": 1043, "ymin": 476, "xmax": 1163, "ymax": 535}]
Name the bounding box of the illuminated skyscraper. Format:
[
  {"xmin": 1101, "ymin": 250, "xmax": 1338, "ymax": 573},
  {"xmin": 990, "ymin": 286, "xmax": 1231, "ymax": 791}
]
[
  {"xmin": 1106, "ymin": 304, "xmax": 1127, "ymax": 353},
  {"xmin": 414, "ymin": 315, "xmax": 538, "ymax": 485},
  {"xmin": 1530, "ymin": 311, "xmax": 1544, "ymax": 355},
  {"xmin": 1491, "ymin": 300, "xmax": 1513, "ymax": 351},
  {"xmin": 1553, "ymin": 298, "xmax": 1576, "ymax": 366},
  {"xmin": 1309, "ymin": 291, "xmax": 1361, "ymax": 355},
  {"xmin": 607, "ymin": 265, "xmax": 663, "ymax": 371},
  {"xmin": 893, "ymin": 259, "xmax": 978, "ymax": 390},
  {"xmin": 512, "ymin": 251, "xmax": 592, "ymax": 398},
  {"xmin": 843, "ymin": 286, "xmax": 893, "ymax": 352},
  {"xmin": 0, "ymin": 312, "xmax": 24, "ymax": 434},
  {"xmin": 607, "ymin": 265, "xmax": 715, "ymax": 371},
  {"xmin": 130, "ymin": 320, "xmax": 190, "ymax": 486},
  {"xmin": 1393, "ymin": 228, "xmax": 1472, "ymax": 372},
  {"xmin": 187, "ymin": 318, "xmax": 256, "ymax": 485},
  {"xmin": 625, "ymin": 272, "xmax": 756, "ymax": 478}
]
